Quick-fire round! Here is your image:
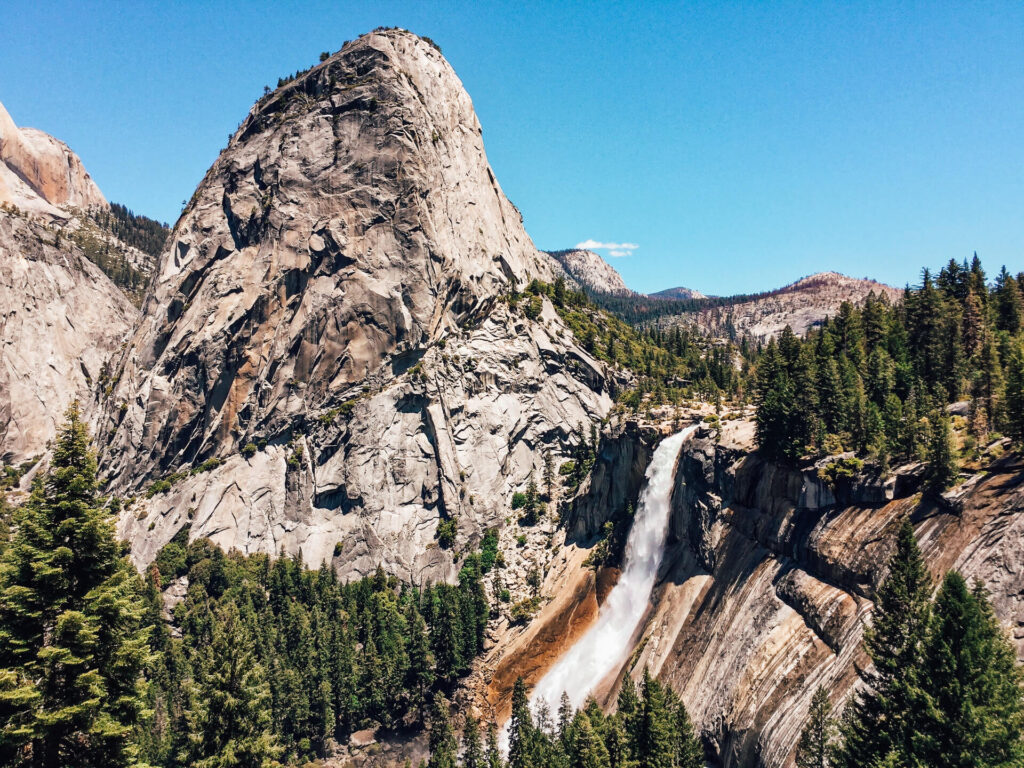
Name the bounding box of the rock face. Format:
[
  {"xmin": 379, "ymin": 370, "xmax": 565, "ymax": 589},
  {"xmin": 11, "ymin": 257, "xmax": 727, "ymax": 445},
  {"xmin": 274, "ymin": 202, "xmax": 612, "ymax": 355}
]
[
  {"xmin": 0, "ymin": 210, "xmax": 138, "ymax": 464},
  {"xmin": 672, "ymin": 272, "xmax": 901, "ymax": 340},
  {"xmin": 102, "ymin": 29, "xmax": 612, "ymax": 581},
  {"xmin": 546, "ymin": 249, "xmax": 634, "ymax": 296},
  {"xmin": 0, "ymin": 100, "xmax": 107, "ymax": 218},
  {"xmin": 625, "ymin": 423, "xmax": 1024, "ymax": 767}
]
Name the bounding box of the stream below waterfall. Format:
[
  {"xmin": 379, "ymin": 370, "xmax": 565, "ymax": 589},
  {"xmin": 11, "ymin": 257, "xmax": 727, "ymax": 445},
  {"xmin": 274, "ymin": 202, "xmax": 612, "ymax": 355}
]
[{"xmin": 529, "ymin": 424, "xmax": 698, "ymax": 715}]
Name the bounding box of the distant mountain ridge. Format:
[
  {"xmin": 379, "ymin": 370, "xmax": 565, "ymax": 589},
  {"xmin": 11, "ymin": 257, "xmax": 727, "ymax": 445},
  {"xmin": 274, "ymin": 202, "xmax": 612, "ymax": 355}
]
[
  {"xmin": 676, "ymin": 270, "xmax": 902, "ymax": 340},
  {"xmin": 651, "ymin": 285, "xmax": 707, "ymax": 300}
]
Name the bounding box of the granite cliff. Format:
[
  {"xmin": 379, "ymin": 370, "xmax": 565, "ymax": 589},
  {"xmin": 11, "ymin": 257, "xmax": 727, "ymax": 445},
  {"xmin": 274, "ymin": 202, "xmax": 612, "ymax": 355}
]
[
  {"xmin": 483, "ymin": 416, "xmax": 1023, "ymax": 767},
  {"xmin": 98, "ymin": 29, "xmax": 612, "ymax": 582}
]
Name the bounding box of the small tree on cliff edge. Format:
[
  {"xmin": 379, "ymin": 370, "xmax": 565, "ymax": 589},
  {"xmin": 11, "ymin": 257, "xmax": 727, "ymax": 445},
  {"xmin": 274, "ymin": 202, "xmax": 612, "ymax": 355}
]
[{"xmin": 796, "ymin": 686, "xmax": 836, "ymax": 768}]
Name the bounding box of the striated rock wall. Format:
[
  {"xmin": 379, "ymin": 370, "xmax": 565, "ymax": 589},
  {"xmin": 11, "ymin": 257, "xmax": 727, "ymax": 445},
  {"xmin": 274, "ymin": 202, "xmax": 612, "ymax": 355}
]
[
  {"xmin": 0, "ymin": 211, "xmax": 137, "ymax": 464},
  {"xmin": 102, "ymin": 29, "xmax": 611, "ymax": 581},
  {"xmin": 624, "ymin": 424, "xmax": 1024, "ymax": 767}
]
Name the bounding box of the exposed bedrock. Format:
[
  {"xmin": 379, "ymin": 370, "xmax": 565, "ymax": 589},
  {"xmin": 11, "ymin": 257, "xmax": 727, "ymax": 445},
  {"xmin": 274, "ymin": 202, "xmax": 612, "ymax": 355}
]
[
  {"xmin": 103, "ymin": 29, "xmax": 613, "ymax": 580},
  {"xmin": 629, "ymin": 426, "xmax": 1024, "ymax": 767}
]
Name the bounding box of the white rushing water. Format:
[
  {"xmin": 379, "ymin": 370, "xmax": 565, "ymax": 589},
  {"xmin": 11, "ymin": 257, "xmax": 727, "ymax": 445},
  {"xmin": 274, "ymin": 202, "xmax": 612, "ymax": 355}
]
[{"xmin": 530, "ymin": 425, "xmax": 698, "ymax": 714}]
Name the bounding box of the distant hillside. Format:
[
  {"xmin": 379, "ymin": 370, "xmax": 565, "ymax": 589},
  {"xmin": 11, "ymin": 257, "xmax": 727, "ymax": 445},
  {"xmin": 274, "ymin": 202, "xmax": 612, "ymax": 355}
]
[
  {"xmin": 650, "ymin": 285, "xmax": 707, "ymax": 300},
  {"xmin": 669, "ymin": 271, "xmax": 902, "ymax": 340}
]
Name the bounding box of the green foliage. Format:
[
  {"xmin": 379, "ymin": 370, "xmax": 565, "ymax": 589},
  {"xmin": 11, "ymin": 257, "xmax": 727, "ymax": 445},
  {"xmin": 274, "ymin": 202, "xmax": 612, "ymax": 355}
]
[
  {"xmin": 436, "ymin": 517, "xmax": 458, "ymax": 549},
  {"xmin": 179, "ymin": 602, "xmax": 281, "ymax": 768},
  {"xmin": 141, "ymin": 536, "xmax": 490, "ymax": 765},
  {"xmin": 493, "ymin": 673, "xmax": 703, "ymax": 768},
  {"xmin": 479, "ymin": 529, "xmax": 500, "ymax": 572},
  {"xmin": 519, "ymin": 280, "xmax": 742, "ymax": 409},
  {"xmin": 509, "ymin": 596, "xmax": 541, "ymax": 625},
  {"xmin": 830, "ymin": 520, "xmax": 1024, "ymax": 768},
  {"xmin": 796, "ymin": 687, "xmax": 836, "ymax": 768},
  {"xmin": 753, "ymin": 258, "xmax": 1024, "ymax": 473},
  {"xmin": 0, "ymin": 405, "xmax": 151, "ymax": 768},
  {"xmin": 914, "ymin": 574, "xmax": 1024, "ymax": 767},
  {"xmin": 924, "ymin": 415, "xmax": 957, "ymax": 495},
  {"xmin": 816, "ymin": 457, "xmax": 864, "ymax": 488},
  {"xmin": 427, "ymin": 692, "xmax": 457, "ymax": 768},
  {"xmin": 0, "ymin": 457, "xmax": 38, "ymax": 490},
  {"xmin": 837, "ymin": 518, "xmax": 932, "ymax": 767},
  {"xmin": 241, "ymin": 443, "xmax": 258, "ymax": 458}
]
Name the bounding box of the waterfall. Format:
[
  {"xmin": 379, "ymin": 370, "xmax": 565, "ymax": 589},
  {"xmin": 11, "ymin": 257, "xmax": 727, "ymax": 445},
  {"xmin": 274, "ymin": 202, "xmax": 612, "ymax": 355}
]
[{"xmin": 530, "ymin": 424, "xmax": 698, "ymax": 715}]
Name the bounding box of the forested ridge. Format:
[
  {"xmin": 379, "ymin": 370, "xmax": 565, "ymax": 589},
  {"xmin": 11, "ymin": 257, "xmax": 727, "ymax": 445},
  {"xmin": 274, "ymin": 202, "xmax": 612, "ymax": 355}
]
[{"xmin": 752, "ymin": 257, "xmax": 1024, "ymax": 488}]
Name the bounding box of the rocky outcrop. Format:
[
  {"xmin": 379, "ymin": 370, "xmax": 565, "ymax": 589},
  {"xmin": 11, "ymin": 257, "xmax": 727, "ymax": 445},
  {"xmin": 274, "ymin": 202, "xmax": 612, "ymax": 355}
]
[
  {"xmin": 0, "ymin": 210, "xmax": 138, "ymax": 464},
  {"xmin": 103, "ymin": 29, "xmax": 612, "ymax": 581},
  {"xmin": 566, "ymin": 420, "xmax": 662, "ymax": 541},
  {"xmin": 622, "ymin": 423, "xmax": 1024, "ymax": 767},
  {"xmin": 0, "ymin": 100, "xmax": 106, "ymax": 218},
  {"xmin": 546, "ymin": 249, "xmax": 634, "ymax": 296}
]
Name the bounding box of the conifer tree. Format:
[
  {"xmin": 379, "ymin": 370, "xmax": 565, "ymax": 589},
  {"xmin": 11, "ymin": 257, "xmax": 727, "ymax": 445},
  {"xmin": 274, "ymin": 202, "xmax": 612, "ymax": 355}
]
[
  {"xmin": 428, "ymin": 692, "xmax": 457, "ymax": 768},
  {"xmin": 0, "ymin": 404, "xmax": 151, "ymax": 768},
  {"xmin": 570, "ymin": 711, "xmax": 610, "ymax": 768},
  {"xmin": 637, "ymin": 669, "xmax": 673, "ymax": 768},
  {"xmin": 914, "ymin": 574, "xmax": 1024, "ymax": 768},
  {"xmin": 994, "ymin": 267, "xmax": 1023, "ymax": 334},
  {"xmin": 671, "ymin": 696, "xmax": 703, "ymax": 768},
  {"xmin": 461, "ymin": 713, "xmax": 485, "ymax": 768},
  {"xmin": 1005, "ymin": 342, "xmax": 1024, "ymax": 444},
  {"xmin": 615, "ymin": 676, "xmax": 641, "ymax": 764},
  {"xmin": 486, "ymin": 721, "xmax": 504, "ymax": 768},
  {"xmin": 835, "ymin": 519, "xmax": 931, "ymax": 768},
  {"xmin": 507, "ymin": 677, "xmax": 533, "ymax": 768},
  {"xmin": 795, "ymin": 687, "xmax": 835, "ymax": 768},
  {"xmin": 180, "ymin": 602, "xmax": 281, "ymax": 768},
  {"xmin": 924, "ymin": 415, "xmax": 957, "ymax": 496}
]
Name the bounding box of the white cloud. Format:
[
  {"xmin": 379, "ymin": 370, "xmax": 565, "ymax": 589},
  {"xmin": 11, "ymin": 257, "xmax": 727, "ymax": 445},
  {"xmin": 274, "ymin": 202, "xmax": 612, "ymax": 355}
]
[{"xmin": 575, "ymin": 239, "xmax": 639, "ymax": 254}]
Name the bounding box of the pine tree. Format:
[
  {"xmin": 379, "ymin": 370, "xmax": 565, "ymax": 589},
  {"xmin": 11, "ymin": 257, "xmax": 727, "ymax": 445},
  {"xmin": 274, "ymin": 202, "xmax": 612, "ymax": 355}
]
[
  {"xmin": 570, "ymin": 711, "xmax": 610, "ymax": 768},
  {"xmin": 0, "ymin": 404, "xmax": 151, "ymax": 768},
  {"xmin": 924, "ymin": 415, "xmax": 957, "ymax": 496},
  {"xmin": 507, "ymin": 678, "xmax": 533, "ymax": 768},
  {"xmin": 795, "ymin": 687, "xmax": 835, "ymax": 768},
  {"xmin": 835, "ymin": 519, "xmax": 932, "ymax": 768},
  {"xmin": 461, "ymin": 713, "xmax": 485, "ymax": 768},
  {"xmin": 994, "ymin": 266, "xmax": 1023, "ymax": 334},
  {"xmin": 637, "ymin": 669, "xmax": 673, "ymax": 768},
  {"xmin": 405, "ymin": 599, "xmax": 435, "ymax": 718},
  {"xmin": 486, "ymin": 721, "xmax": 504, "ymax": 768},
  {"xmin": 427, "ymin": 692, "xmax": 457, "ymax": 768},
  {"xmin": 914, "ymin": 574, "xmax": 1024, "ymax": 767},
  {"xmin": 180, "ymin": 602, "xmax": 281, "ymax": 768},
  {"xmin": 1005, "ymin": 341, "xmax": 1024, "ymax": 444},
  {"xmin": 671, "ymin": 696, "xmax": 703, "ymax": 768},
  {"xmin": 615, "ymin": 676, "xmax": 640, "ymax": 764}
]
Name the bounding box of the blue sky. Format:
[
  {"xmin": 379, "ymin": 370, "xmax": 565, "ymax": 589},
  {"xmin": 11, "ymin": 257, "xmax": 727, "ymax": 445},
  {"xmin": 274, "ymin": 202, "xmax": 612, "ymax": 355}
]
[{"xmin": 2, "ymin": 1, "xmax": 1021, "ymax": 295}]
